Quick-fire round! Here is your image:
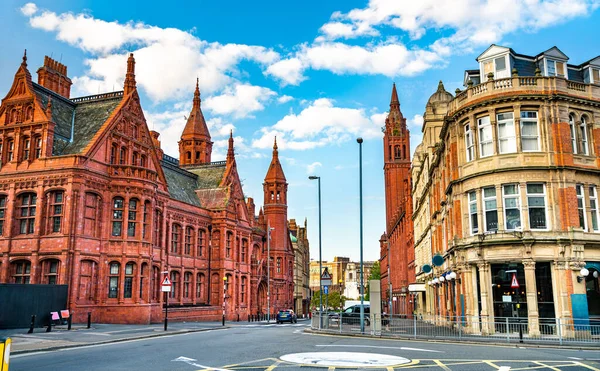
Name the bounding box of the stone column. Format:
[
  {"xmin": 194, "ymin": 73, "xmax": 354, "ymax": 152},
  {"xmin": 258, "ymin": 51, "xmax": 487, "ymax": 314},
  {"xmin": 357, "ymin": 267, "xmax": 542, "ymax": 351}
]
[
  {"xmin": 523, "ymin": 260, "xmax": 540, "ymax": 337},
  {"xmin": 477, "ymin": 262, "xmax": 493, "ymax": 334}
]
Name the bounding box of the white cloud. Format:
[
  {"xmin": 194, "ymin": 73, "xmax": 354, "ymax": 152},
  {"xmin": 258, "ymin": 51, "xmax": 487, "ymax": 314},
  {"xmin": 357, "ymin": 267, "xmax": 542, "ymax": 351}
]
[
  {"xmin": 277, "ymin": 95, "xmax": 293, "ymax": 104},
  {"xmin": 306, "ymin": 162, "xmax": 322, "ymax": 174},
  {"xmin": 265, "ymin": 57, "xmax": 306, "ymax": 86},
  {"xmin": 252, "ymin": 98, "xmax": 383, "ymax": 150},
  {"xmin": 407, "ymin": 114, "xmax": 423, "ymax": 131},
  {"xmin": 24, "ymin": 5, "xmax": 280, "ymax": 102},
  {"xmin": 204, "ymin": 84, "xmax": 276, "ymax": 118},
  {"xmin": 20, "ymin": 3, "xmax": 38, "ymax": 16}
]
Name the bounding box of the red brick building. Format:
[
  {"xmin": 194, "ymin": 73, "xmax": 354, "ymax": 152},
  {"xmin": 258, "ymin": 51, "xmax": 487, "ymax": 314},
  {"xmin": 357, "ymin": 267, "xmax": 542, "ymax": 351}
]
[
  {"xmin": 380, "ymin": 83, "xmax": 415, "ymax": 315},
  {"xmin": 0, "ymin": 51, "xmax": 295, "ymax": 324}
]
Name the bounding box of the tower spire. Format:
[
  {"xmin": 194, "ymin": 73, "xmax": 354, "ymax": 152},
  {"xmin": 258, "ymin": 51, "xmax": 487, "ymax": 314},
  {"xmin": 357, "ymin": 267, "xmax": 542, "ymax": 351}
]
[
  {"xmin": 193, "ymin": 77, "xmax": 200, "ymax": 109},
  {"xmin": 390, "ymin": 82, "xmax": 400, "ymax": 110},
  {"xmin": 22, "ymin": 49, "xmax": 27, "ymax": 68},
  {"xmin": 179, "ymin": 80, "xmax": 213, "ymax": 166},
  {"xmin": 124, "ymin": 53, "xmax": 136, "ymax": 95},
  {"xmin": 227, "ymin": 130, "xmax": 235, "ymax": 163}
]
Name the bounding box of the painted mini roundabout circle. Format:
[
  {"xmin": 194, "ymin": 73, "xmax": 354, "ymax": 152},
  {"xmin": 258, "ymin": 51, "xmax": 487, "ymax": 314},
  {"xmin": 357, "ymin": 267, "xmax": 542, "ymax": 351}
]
[{"xmin": 279, "ymin": 352, "xmax": 411, "ymax": 367}]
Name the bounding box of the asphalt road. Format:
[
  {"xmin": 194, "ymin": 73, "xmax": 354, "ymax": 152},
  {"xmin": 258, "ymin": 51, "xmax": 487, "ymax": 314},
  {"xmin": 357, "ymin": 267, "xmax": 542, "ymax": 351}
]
[{"xmin": 10, "ymin": 320, "xmax": 600, "ymax": 371}]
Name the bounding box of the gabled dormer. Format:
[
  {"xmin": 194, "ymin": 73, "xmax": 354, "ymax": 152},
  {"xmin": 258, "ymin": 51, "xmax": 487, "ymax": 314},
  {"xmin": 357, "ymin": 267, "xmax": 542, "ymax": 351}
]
[
  {"xmin": 536, "ymin": 46, "xmax": 569, "ymax": 78},
  {"xmin": 476, "ymin": 44, "xmax": 514, "ymax": 82},
  {"xmin": 582, "ymin": 56, "xmax": 600, "ymax": 84}
]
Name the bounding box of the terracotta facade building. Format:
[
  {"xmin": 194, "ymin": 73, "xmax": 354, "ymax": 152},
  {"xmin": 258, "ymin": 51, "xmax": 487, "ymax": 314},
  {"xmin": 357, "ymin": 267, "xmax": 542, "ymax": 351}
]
[
  {"xmin": 412, "ymin": 45, "xmax": 600, "ymax": 333},
  {"xmin": 289, "ymin": 218, "xmax": 310, "ymax": 316},
  {"xmin": 380, "ymin": 83, "xmax": 415, "ymax": 316},
  {"xmin": 0, "ymin": 51, "xmax": 295, "ymax": 324}
]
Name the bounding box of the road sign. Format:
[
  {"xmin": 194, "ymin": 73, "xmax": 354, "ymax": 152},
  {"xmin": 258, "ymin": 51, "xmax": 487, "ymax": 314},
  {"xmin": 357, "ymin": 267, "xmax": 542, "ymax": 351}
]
[
  {"xmin": 323, "ymin": 285, "xmax": 329, "ymax": 294},
  {"xmin": 510, "ymin": 273, "xmax": 520, "ymax": 289},
  {"xmin": 161, "ymin": 275, "xmax": 172, "ymax": 292},
  {"xmin": 321, "ymin": 268, "xmax": 332, "ymax": 286}
]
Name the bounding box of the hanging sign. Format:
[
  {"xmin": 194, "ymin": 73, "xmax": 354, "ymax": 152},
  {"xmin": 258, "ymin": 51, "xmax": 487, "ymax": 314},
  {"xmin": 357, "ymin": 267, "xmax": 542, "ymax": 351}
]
[{"xmin": 510, "ymin": 273, "xmax": 520, "ymax": 289}]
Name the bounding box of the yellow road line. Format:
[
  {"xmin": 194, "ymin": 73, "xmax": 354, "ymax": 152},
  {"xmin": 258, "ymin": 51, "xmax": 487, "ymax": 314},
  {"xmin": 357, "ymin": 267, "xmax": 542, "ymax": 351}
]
[
  {"xmin": 328, "ymin": 367, "xmax": 335, "ymax": 371},
  {"xmin": 532, "ymin": 361, "xmax": 561, "ymax": 371},
  {"xmin": 265, "ymin": 361, "xmax": 281, "ymax": 371},
  {"xmin": 387, "ymin": 367, "xmax": 394, "ymax": 371},
  {"xmin": 483, "ymin": 361, "xmax": 501, "ymax": 369},
  {"xmin": 575, "ymin": 362, "xmax": 600, "ymax": 371},
  {"xmin": 223, "ymin": 358, "xmax": 280, "ymax": 368},
  {"xmin": 432, "ymin": 360, "xmax": 452, "ymax": 371}
]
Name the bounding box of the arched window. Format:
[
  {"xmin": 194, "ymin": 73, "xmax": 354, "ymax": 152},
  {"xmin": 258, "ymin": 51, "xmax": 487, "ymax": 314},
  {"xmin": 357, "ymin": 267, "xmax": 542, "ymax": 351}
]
[
  {"xmin": 127, "ymin": 198, "xmax": 138, "ymax": 237},
  {"xmin": 184, "ymin": 272, "xmax": 192, "ymax": 298},
  {"xmin": 7, "ymin": 139, "xmax": 14, "ymax": 162},
  {"xmin": 78, "ymin": 260, "xmax": 98, "ymax": 303},
  {"xmin": 211, "ymin": 273, "xmax": 220, "ymax": 303},
  {"xmin": 151, "ymin": 266, "xmax": 160, "ymax": 302},
  {"xmin": 184, "ymin": 226, "xmax": 193, "ymax": 255},
  {"xmin": 41, "ymin": 259, "xmax": 59, "ymax": 284},
  {"xmin": 132, "ymin": 152, "xmax": 139, "ymax": 166},
  {"xmin": 140, "ymin": 155, "xmax": 147, "ymax": 168},
  {"xmin": 108, "ymin": 262, "xmax": 120, "ymax": 298},
  {"xmin": 212, "ymin": 230, "xmax": 220, "ymax": 259},
  {"xmin": 34, "ymin": 136, "xmax": 42, "ymax": 159},
  {"xmin": 171, "ymin": 224, "xmax": 181, "ymax": 254},
  {"xmin": 12, "ymin": 260, "xmax": 31, "ymax": 283},
  {"xmin": 169, "ymin": 271, "xmax": 179, "ymax": 299},
  {"xmin": 119, "ymin": 146, "xmax": 127, "ymax": 165},
  {"xmin": 132, "ymin": 124, "xmax": 139, "ymax": 140},
  {"xmin": 196, "ymin": 273, "xmax": 205, "ymax": 300},
  {"xmin": 18, "ymin": 192, "xmax": 37, "ymax": 235},
  {"xmin": 112, "ymin": 197, "xmax": 124, "ymax": 236},
  {"xmin": 197, "ymin": 229, "xmax": 205, "ymax": 257},
  {"xmin": 47, "ymin": 190, "xmax": 64, "ymax": 233},
  {"xmin": 0, "ymin": 194, "xmax": 6, "ymax": 236},
  {"xmin": 124, "ymin": 262, "xmax": 135, "ymax": 298},
  {"xmin": 22, "ymin": 136, "xmax": 30, "ymax": 161},
  {"xmin": 186, "ymin": 151, "xmax": 191, "ymax": 161},
  {"xmin": 394, "ymin": 146, "xmax": 401, "ymax": 159},
  {"xmin": 403, "ymin": 144, "xmax": 406, "ymax": 159},
  {"xmin": 110, "ymin": 144, "xmax": 117, "ymax": 164},
  {"xmin": 154, "ymin": 210, "xmax": 163, "ymax": 248},
  {"xmin": 580, "ymin": 116, "xmax": 589, "ymax": 155},
  {"xmin": 195, "ymin": 151, "xmax": 200, "ymax": 161}
]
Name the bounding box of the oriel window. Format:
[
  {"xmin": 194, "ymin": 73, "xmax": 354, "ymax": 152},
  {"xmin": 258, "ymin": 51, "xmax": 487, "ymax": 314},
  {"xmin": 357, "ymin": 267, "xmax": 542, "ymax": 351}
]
[
  {"xmin": 112, "ymin": 197, "xmax": 124, "ymax": 236},
  {"xmin": 127, "ymin": 199, "xmax": 138, "ymax": 237}
]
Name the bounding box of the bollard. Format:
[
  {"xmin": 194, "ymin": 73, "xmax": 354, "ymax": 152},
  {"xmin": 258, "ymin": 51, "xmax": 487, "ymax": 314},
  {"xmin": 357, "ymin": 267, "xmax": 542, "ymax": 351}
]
[
  {"xmin": 87, "ymin": 312, "xmax": 91, "ymax": 329},
  {"xmin": 0, "ymin": 337, "xmax": 12, "ymax": 371},
  {"xmin": 28, "ymin": 315, "xmax": 36, "ymax": 334},
  {"xmin": 519, "ymin": 321, "xmax": 524, "ymax": 343},
  {"xmin": 67, "ymin": 313, "xmax": 73, "ymax": 330},
  {"xmin": 237, "ymin": 314, "xmax": 240, "ymax": 322},
  {"xmin": 222, "ymin": 314, "xmax": 225, "ymax": 326},
  {"xmin": 46, "ymin": 317, "xmax": 52, "ymax": 333},
  {"xmin": 248, "ymin": 314, "xmax": 250, "ymax": 322}
]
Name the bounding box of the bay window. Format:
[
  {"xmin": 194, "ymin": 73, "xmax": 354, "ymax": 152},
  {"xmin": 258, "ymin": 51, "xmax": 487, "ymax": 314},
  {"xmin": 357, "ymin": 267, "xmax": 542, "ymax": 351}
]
[
  {"xmin": 577, "ymin": 184, "xmax": 587, "ymax": 231},
  {"xmin": 465, "ymin": 124, "xmax": 474, "ymax": 162},
  {"xmin": 590, "ymin": 186, "xmax": 600, "ymax": 232},
  {"xmin": 478, "ymin": 116, "xmax": 493, "ymax": 157},
  {"xmin": 503, "ymin": 184, "xmax": 521, "ymax": 230},
  {"xmin": 520, "ymin": 111, "xmax": 539, "ymax": 151},
  {"xmin": 468, "ymin": 191, "xmax": 479, "ymax": 235},
  {"xmin": 527, "ymin": 184, "xmax": 547, "ymax": 229},
  {"xmin": 483, "ymin": 187, "xmax": 498, "ymax": 232},
  {"xmin": 497, "ymin": 112, "xmax": 516, "ymax": 154}
]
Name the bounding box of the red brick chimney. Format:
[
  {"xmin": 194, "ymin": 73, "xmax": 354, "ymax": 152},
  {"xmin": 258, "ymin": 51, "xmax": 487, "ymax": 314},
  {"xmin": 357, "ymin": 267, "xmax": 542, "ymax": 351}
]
[{"xmin": 37, "ymin": 56, "xmax": 72, "ymax": 99}]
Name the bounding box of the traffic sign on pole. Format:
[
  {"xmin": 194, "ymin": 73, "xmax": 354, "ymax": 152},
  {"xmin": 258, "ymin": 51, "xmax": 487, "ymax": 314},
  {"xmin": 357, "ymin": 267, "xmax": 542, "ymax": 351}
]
[
  {"xmin": 161, "ymin": 275, "xmax": 172, "ymax": 292},
  {"xmin": 321, "ymin": 269, "xmax": 332, "ymax": 287},
  {"xmin": 323, "ymin": 285, "xmax": 329, "ymax": 295}
]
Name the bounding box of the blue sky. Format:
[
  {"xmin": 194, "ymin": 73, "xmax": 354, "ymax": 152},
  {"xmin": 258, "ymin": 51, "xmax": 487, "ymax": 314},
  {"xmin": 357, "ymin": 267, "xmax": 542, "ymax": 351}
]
[{"xmin": 1, "ymin": 0, "xmax": 599, "ymax": 261}]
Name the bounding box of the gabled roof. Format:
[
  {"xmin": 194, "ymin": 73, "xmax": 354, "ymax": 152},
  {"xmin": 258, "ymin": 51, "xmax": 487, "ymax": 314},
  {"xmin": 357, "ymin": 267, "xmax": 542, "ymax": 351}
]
[
  {"xmin": 476, "ymin": 44, "xmax": 515, "ymax": 61},
  {"xmin": 536, "ymin": 46, "xmax": 569, "ymax": 61}
]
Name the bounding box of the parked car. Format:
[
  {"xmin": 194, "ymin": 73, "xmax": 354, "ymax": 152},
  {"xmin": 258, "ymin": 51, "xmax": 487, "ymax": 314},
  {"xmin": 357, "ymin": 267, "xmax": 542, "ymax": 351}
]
[
  {"xmin": 276, "ymin": 309, "xmax": 297, "ymax": 324},
  {"xmin": 338, "ymin": 304, "xmax": 371, "ymax": 326}
]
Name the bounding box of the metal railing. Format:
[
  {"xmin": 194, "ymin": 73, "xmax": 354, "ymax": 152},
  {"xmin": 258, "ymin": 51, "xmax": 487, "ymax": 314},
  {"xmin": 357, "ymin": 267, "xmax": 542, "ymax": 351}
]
[{"xmin": 311, "ymin": 312, "xmax": 600, "ymax": 346}]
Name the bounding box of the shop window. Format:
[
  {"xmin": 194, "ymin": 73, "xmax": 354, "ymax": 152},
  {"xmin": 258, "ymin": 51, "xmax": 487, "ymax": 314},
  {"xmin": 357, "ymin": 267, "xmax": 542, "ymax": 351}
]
[
  {"xmin": 171, "ymin": 224, "xmax": 181, "ymax": 254},
  {"xmin": 521, "ymin": 111, "xmax": 540, "ymax": 151},
  {"xmin": 108, "ymin": 262, "xmax": 120, "ymax": 298},
  {"xmin": 497, "ymin": 112, "xmax": 516, "ymax": 154},
  {"xmin": 482, "ymin": 187, "xmax": 498, "ymax": 232},
  {"xmin": 18, "ymin": 193, "xmax": 37, "ymax": 235},
  {"xmin": 127, "ymin": 198, "xmax": 138, "ymax": 237},
  {"xmin": 465, "ymin": 124, "xmax": 474, "ymax": 162},
  {"xmin": 478, "ymin": 116, "xmax": 493, "ymax": 157},
  {"xmin": 184, "ymin": 226, "xmax": 193, "ymax": 255},
  {"xmin": 577, "ymin": 184, "xmax": 587, "ymax": 231},
  {"xmin": 468, "ymin": 191, "xmax": 479, "ymax": 234},
  {"xmin": 184, "ymin": 272, "xmax": 192, "ymax": 298},
  {"xmin": 590, "ymin": 186, "xmax": 600, "ymax": 232},
  {"xmin": 502, "ymin": 184, "xmax": 521, "ymax": 230},
  {"xmin": 41, "ymin": 259, "xmax": 59, "ymax": 284},
  {"xmin": 491, "ymin": 263, "xmax": 527, "ymax": 319},
  {"xmin": 12, "ymin": 260, "xmax": 31, "ymax": 283},
  {"xmin": 527, "ymin": 184, "xmax": 547, "ymax": 230},
  {"xmin": 112, "ymin": 197, "xmax": 124, "ymax": 236},
  {"xmin": 124, "ymin": 263, "xmax": 134, "ymax": 298},
  {"xmin": 0, "ymin": 194, "xmax": 6, "ymax": 236}
]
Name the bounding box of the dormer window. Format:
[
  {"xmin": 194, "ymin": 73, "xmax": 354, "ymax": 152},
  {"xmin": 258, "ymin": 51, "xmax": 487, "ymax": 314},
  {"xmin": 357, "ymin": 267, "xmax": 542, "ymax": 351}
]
[
  {"xmin": 545, "ymin": 59, "xmax": 566, "ymax": 78},
  {"xmin": 591, "ymin": 67, "xmax": 600, "ymax": 84},
  {"xmin": 482, "ymin": 55, "xmax": 509, "ymax": 81}
]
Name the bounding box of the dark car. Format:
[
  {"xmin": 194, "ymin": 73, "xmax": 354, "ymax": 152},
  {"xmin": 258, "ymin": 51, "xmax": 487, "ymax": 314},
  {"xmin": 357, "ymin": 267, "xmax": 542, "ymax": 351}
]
[
  {"xmin": 339, "ymin": 305, "xmax": 371, "ymax": 326},
  {"xmin": 276, "ymin": 309, "xmax": 297, "ymax": 324}
]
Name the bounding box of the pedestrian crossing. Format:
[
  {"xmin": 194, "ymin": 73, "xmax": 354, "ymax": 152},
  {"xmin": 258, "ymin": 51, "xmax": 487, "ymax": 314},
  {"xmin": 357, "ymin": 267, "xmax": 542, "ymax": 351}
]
[{"xmin": 235, "ymin": 323, "xmax": 309, "ymax": 328}]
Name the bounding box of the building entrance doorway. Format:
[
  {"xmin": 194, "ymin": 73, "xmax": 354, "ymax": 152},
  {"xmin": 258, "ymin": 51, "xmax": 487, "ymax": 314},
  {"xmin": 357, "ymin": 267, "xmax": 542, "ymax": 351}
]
[{"xmin": 491, "ymin": 263, "xmax": 527, "ymax": 319}]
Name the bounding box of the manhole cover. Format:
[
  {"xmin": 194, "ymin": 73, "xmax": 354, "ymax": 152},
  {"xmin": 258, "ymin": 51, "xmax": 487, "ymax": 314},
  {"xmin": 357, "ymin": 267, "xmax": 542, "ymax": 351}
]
[{"xmin": 280, "ymin": 352, "xmax": 411, "ymax": 367}]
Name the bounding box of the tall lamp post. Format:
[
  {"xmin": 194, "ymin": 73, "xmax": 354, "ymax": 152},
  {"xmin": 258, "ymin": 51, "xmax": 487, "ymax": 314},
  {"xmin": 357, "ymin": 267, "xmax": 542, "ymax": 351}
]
[
  {"xmin": 267, "ymin": 222, "xmax": 274, "ymax": 322},
  {"xmin": 308, "ymin": 175, "xmax": 322, "ymax": 330},
  {"xmin": 357, "ymin": 137, "xmax": 365, "ymax": 334},
  {"xmin": 222, "ymin": 276, "xmax": 228, "ymax": 326}
]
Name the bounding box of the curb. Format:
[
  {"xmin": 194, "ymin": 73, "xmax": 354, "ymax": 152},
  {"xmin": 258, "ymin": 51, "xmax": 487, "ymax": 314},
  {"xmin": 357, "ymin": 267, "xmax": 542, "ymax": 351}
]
[
  {"xmin": 303, "ymin": 328, "xmax": 600, "ymax": 351},
  {"xmin": 12, "ymin": 326, "xmax": 229, "ymax": 355}
]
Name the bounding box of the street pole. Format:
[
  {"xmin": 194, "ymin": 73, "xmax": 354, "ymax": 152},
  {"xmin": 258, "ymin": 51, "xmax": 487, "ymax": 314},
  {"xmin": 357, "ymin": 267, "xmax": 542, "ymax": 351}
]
[
  {"xmin": 223, "ymin": 276, "xmax": 227, "ymax": 326},
  {"xmin": 309, "ymin": 175, "xmax": 322, "ymax": 329},
  {"xmin": 357, "ymin": 137, "xmax": 365, "ymax": 334},
  {"xmin": 162, "ymin": 270, "xmax": 169, "ymax": 331}
]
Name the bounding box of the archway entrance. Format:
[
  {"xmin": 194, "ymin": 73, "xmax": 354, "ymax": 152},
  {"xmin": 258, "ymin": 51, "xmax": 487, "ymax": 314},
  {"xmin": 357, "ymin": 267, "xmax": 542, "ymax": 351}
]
[{"xmin": 257, "ymin": 281, "xmax": 267, "ymax": 314}]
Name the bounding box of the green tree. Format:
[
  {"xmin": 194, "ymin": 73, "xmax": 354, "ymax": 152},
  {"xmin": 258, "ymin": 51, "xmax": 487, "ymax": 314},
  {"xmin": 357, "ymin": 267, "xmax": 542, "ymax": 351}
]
[
  {"xmin": 311, "ymin": 290, "xmax": 347, "ymax": 311},
  {"xmin": 365, "ymin": 261, "xmax": 381, "ymax": 301}
]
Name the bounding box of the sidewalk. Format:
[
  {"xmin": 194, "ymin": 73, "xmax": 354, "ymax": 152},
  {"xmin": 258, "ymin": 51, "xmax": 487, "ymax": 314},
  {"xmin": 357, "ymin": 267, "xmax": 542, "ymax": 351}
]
[{"xmin": 0, "ymin": 321, "xmax": 227, "ymax": 354}]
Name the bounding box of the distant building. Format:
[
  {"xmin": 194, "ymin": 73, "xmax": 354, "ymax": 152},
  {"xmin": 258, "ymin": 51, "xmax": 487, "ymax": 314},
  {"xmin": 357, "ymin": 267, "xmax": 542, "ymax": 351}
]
[
  {"xmin": 343, "ymin": 261, "xmax": 375, "ymax": 300},
  {"xmin": 289, "ymin": 218, "xmax": 310, "ymax": 316},
  {"xmin": 412, "ymin": 44, "xmax": 600, "ymax": 334},
  {"xmin": 308, "ymin": 257, "xmax": 375, "ymax": 304}
]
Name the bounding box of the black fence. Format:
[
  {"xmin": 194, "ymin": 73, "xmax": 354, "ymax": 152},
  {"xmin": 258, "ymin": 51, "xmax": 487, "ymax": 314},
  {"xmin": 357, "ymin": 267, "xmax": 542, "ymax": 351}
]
[{"xmin": 0, "ymin": 284, "xmax": 68, "ymax": 329}]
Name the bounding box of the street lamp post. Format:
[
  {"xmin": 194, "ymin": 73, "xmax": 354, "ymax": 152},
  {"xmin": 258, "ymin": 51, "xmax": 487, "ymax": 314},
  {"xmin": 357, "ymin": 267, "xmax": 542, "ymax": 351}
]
[
  {"xmin": 357, "ymin": 137, "xmax": 365, "ymax": 334},
  {"xmin": 267, "ymin": 221, "xmax": 275, "ymax": 322},
  {"xmin": 308, "ymin": 175, "xmax": 322, "ymax": 330},
  {"xmin": 223, "ymin": 276, "xmax": 228, "ymax": 326},
  {"xmin": 162, "ymin": 270, "xmax": 169, "ymax": 331}
]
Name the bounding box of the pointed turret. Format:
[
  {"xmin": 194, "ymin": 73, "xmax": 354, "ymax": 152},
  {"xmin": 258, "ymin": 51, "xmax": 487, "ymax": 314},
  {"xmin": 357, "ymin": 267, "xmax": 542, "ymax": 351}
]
[
  {"xmin": 386, "ymin": 83, "xmax": 406, "ymax": 132},
  {"xmin": 226, "ymin": 130, "xmax": 235, "ymax": 164},
  {"xmin": 123, "ymin": 53, "xmax": 136, "ymax": 95},
  {"xmin": 179, "ymin": 79, "xmax": 213, "ymax": 166},
  {"xmin": 264, "ymin": 137, "xmax": 286, "ymax": 183},
  {"xmin": 390, "ymin": 82, "xmax": 400, "ymax": 110}
]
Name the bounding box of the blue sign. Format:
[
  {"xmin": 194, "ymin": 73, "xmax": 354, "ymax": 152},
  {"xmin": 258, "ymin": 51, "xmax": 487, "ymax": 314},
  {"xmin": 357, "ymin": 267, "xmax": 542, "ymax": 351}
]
[
  {"xmin": 432, "ymin": 254, "xmax": 444, "ymax": 267},
  {"xmin": 422, "ymin": 264, "xmax": 432, "ymax": 273},
  {"xmin": 323, "ymin": 285, "xmax": 329, "ymax": 294}
]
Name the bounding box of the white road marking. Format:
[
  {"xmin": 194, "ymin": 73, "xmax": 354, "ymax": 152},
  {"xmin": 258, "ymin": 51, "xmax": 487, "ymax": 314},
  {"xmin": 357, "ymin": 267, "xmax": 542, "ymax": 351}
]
[
  {"xmin": 569, "ymin": 357, "xmax": 583, "ymax": 360},
  {"xmin": 280, "ymin": 352, "xmax": 411, "ymax": 367},
  {"xmin": 80, "ymin": 332, "xmax": 112, "ymax": 336},
  {"xmin": 172, "ymin": 356, "xmax": 230, "ymax": 371},
  {"xmin": 498, "ymin": 367, "xmax": 511, "ymax": 371},
  {"xmin": 316, "ymin": 344, "xmax": 443, "ymax": 353}
]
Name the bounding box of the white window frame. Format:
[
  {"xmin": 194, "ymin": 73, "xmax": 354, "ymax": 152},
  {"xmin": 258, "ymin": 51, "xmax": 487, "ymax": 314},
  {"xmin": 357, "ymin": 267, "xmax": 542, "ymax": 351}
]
[
  {"xmin": 478, "ymin": 116, "xmax": 493, "ymax": 158},
  {"xmin": 545, "ymin": 59, "xmax": 566, "ymax": 78},
  {"xmin": 497, "ymin": 112, "xmax": 516, "ymax": 154},
  {"xmin": 591, "ymin": 67, "xmax": 600, "ymax": 84},
  {"xmin": 526, "ymin": 183, "xmax": 548, "ymax": 230},
  {"xmin": 502, "ymin": 184, "xmax": 521, "ymax": 231},
  {"xmin": 569, "ymin": 114, "xmax": 577, "ymax": 154},
  {"xmin": 482, "ymin": 186, "xmax": 498, "ymax": 233},
  {"xmin": 468, "ymin": 191, "xmax": 479, "ymax": 235},
  {"xmin": 465, "ymin": 123, "xmax": 474, "ymax": 162},
  {"xmin": 481, "ymin": 55, "xmax": 510, "ymax": 81},
  {"xmin": 590, "ymin": 186, "xmax": 600, "ymax": 232},
  {"xmin": 520, "ymin": 111, "xmax": 540, "ymax": 152},
  {"xmin": 576, "ymin": 184, "xmax": 587, "ymax": 231},
  {"xmin": 579, "ymin": 116, "xmax": 589, "ymax": 155}
]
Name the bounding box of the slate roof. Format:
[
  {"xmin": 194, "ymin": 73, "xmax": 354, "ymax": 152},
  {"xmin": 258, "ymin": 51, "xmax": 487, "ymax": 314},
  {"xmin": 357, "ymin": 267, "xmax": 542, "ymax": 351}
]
[
  {"xmin": 33, "ymin": 83, "xmax": 74, "ymax": 141},
  {"xmin": 161, "ymin": 158, "xmax": 202, "ymax": 207},
  {"xmin": 187, "ymin": 162, "xmax": 227, "ymax": 189}
]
